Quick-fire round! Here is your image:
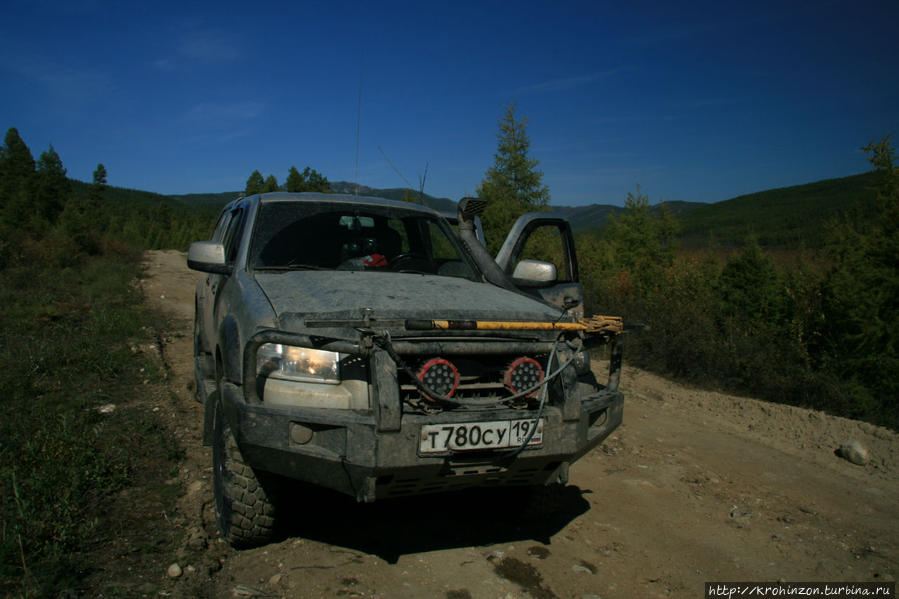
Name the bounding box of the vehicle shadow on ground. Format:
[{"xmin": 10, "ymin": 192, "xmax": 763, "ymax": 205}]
[{"xmin": 277, "ymin": 484, "xmax": 592, "ymax": 563}]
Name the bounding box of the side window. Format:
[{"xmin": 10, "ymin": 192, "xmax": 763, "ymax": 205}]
[
  {"xmin": 427, "ymin": 222, "xmax": 458, "ymax": 260},
  {"xmin": 222, "ymin": 208, "xmax": 246, "ymax": 264},
  {"xmin": 517, "ymin": 224, "xmax": 572, "ymax": 282},
  {"xmin": 211, "ymin": 211, "xmax": 233, "ymax": 243}
]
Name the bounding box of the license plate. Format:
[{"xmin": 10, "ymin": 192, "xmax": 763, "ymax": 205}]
[{"xmin": 419, "ymin": 419, "xmax": 544, "ymax": 454}]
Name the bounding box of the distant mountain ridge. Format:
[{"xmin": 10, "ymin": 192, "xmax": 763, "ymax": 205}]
[
  {"xmin": 676, "ymin": 171, "xmax": 879, "ymax": 248},
  {"xmin": 549, "ymin": 200, "xmax": 705, "ymax": 232},
  {"xmin": 552, "ymin": 172, "xmax": 878, "ymax": 248},
  {"xmin": 154, "ymin": 182, "xmax": 459, "ymax": 213},
  {"xmin": 327, "ymin": 181, "xmax": 458, "ymax": 212},
  {"xmin": 70, "ymin": 171, "xmax": 878, "ymax": 250}
]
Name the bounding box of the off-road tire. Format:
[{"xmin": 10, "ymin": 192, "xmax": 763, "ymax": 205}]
[
  {"xmin": 192, "ymin": 313, "xmax": 205, "ymax": 404},
  {"xmin": 213, "ymin": 400, "xmax": 276, "ymax": 547}
]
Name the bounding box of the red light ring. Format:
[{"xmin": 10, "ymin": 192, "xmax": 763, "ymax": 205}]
[
  {"xmin": 417, "ymin": 357, "xmax": 460, "ymax": 401},
  {"xmin": 504, "ymin": 356, "xmax": 545, "ymax": 397}
]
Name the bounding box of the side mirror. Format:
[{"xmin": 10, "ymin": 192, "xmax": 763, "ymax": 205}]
[
  {"xmin": 511, "ymin": 259, "xmax": 557, "ymax": 286},
  {"xmin": 187, "ymin": 242, "xmax": 230, "ymax": 274}
]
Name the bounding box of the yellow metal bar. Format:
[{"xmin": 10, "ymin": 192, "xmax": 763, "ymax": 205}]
[
  {"xmin": 422, "ymin": 315, "xmax": 624, "ymax": 334},
  {"xmin": 429, "ymin": 320, "xmax": 588, "ymax": 331}
]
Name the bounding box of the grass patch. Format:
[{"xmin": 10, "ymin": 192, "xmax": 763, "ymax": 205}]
[{"xmin": 0, "ymin": 249, "xmax": 180, "ymax": 597}]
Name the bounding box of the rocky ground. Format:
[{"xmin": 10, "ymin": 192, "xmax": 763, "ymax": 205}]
[{"xmin": 103, "ymin": 250, "xmax": 898, "ymax": 598}]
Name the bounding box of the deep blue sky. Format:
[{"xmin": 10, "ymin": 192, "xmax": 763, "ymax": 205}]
[{"xmin": 2, "ymin": 0, "xmax": 897, "ymax": 206}]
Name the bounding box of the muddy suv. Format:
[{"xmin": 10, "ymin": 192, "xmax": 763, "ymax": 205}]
[{"xmin": 188, "ymin": 192, "xmax": 624, "ymax": 547}]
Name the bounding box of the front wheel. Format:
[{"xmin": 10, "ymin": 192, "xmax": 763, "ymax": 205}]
[{"xmin": 213, "ymin": 399, "xmax": 277, "ymax": 547}]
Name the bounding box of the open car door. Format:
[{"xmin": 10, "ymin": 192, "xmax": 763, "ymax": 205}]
[{"xmin": 494, "ymin": 213, "xmax": 584, "ymax": 318}]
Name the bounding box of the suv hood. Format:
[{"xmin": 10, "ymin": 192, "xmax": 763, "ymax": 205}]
[{"xmin": 255, "ymin": 271, "xmax": 562, "ymax": 326}]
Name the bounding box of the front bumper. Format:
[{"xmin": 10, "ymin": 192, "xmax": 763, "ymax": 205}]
[{"xmin": 220, "ymin": 378, "xmax": 623, "ymax": 503}]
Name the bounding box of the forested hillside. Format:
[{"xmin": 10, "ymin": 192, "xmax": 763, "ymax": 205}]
[
  {"xmin": 556, "ymin": 173, "xmax": 879, "ymax": 249},
  {"xmin": 570, "ymin": 161, "xmax": 897, "ymax": 430},
  {"xmin": 551, "ymin": 200, "xmax": 704, "ymax": 233},
  {"xmin": 677, "ymin": 172, "xmax": 880, "ymax": 248},
  {"xmin": 50, "ymin": 167, "xmax": 883, "ymax": 255},
  {"xmin": 0, "ymin": 127, "xmax": 191, "ymax": 595}
]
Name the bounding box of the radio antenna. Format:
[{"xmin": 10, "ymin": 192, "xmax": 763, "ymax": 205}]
[
  {"xmin": 378, "ymin": 146, "xmax": 413, "ymax": 189},
  {"xmin": 353, "ymin": 62, "xmax": 363, "ymax": 198},
  {"xmin": 378, "ymin": 146, "xmax": 430, "ymax": 205},
  {"xmin": 417, "ymin": 161, "xmax": 429, "ymax": 205}
]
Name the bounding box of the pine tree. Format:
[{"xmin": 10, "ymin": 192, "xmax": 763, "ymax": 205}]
[
  {"xmin": 0, "ymin": 127, "xmax": 36, "ymax": 226},
  {"xmin": 604, "ymin": 188, "xmax": 677, "ymax": 272},
  {"xmin": 91, "ymin": 163, "xmax": 107, "ymax": 202},
  {"xmin": 823, "ymin": 135, "xmax": 899, "ymax": 423},
  {"xmin": 601, "ymin": 187, "xmax": 678, "ymax": 295},
  {"xmin": 286, "ymin": 166, "xmax": 303, "ymax": 192},
  {"xmin": 476, "ymin": 103, "xmax": 550, "ymax": 254},
  {"xmin": 302, "ymin": 166, "xmax": 330, "ymax": 192},
  {"xmin": 262, "ymin": 174, "xmax": 279, "ymax": 193},
  {"xmin": 285, "ymin": 166, "xmax": 330, "ymax": 193},
  {"xmin": 717, "ymin": 239, "xmax": 782, "ymax": 323},
  {"xmin": 86, "ymin": 163, "xmax": 110, "ymax": 235},
  {"xmin": 0, "ymin": 127, "xmax": 35, "ymax": 193},
  {"xmin": 245, "ymin": 170, "xmax": 264, "ymax": 195},
  {"xmin": 35, "ymin": 145, "xmax": 69, "ymax": 225}
]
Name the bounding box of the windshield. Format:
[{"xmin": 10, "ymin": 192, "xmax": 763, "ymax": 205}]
[{"xmin": 250, "ymin": 201, "xmax": 479, "ymax": 280}]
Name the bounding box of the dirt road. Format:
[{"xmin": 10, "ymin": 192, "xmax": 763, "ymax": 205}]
[{"xmin": 140, "ymin": 249, "xmax": 897, "ymax": 599}]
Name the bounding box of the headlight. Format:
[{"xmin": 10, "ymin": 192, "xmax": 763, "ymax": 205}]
[{"xmin": 256, "ymin": 344, "xmax": 341, "ymax": 384}]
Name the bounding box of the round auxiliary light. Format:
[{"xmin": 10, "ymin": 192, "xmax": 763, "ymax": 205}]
[
  {"xmin": 504, "ymin": 357, "xmax": 544, "ymax": 397},
  {"xmin": 417, "ymin": 357, "xmax": 460, "ymax": 401}
]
